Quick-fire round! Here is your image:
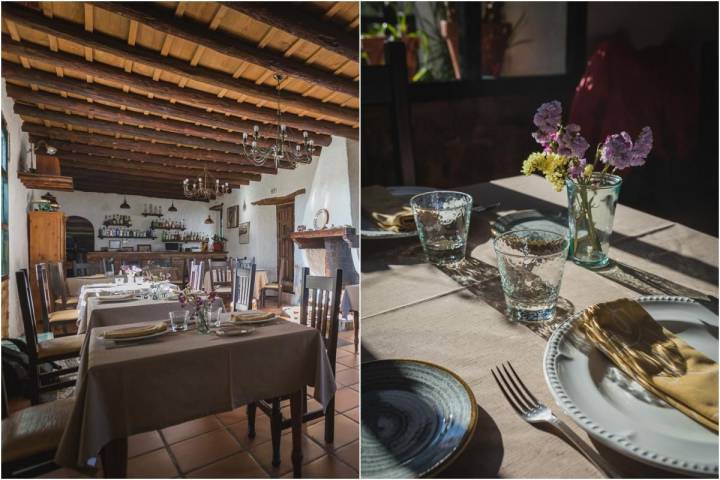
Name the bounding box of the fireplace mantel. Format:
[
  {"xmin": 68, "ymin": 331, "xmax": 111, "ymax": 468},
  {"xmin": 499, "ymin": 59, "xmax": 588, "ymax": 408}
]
[{"xmin": 289, "ymin": 227, "xmax": 358, "ymax": 249}]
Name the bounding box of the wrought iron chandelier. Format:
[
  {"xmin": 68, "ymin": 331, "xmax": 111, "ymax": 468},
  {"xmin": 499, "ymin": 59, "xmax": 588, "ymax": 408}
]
[
  {"xmin": 242, "ymin": 74, "xmax": 316, "ymax": 168},
  {"xmin": 183, "ymin": 166, "xmax": 230, "ymax": 201}
]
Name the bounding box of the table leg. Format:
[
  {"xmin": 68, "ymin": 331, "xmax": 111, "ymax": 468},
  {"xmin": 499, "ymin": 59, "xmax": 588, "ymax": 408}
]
[
  {"xmin": 290, "ymin": 389, "xmax": 303, "ymax": 478},
  {"xmin": 100, "ymin": 437, "xmax": 128, "ymax": 478}
]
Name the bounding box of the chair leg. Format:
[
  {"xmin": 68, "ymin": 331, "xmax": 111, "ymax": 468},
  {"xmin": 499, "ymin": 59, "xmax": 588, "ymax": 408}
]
[
  {"xmin": 271, "ymin": 398, "xmax": 282, "ymax": 467},
  {"xmin": 353, "ymin": 311, "xmax": 359, "ymax": 354},
  {"xmin": 324, "ymin": 397, "xmax": 335, "ymax": 444},
  {"xmin": 260, "ymin": 290, "xmax": 265, "ymax": 309},
  {"xmin": 247, "ymin": 402, "xmax": 257, "ymax": 438}
]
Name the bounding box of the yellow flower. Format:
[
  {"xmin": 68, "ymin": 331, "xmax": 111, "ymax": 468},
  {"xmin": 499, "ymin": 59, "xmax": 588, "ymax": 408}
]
[
  {"xmin": 522, "ymin": 152, "xmax": 569, "ymax": 191},
  {"xmin": 583, "ymin": 164, "xmax": 594, "ymax": 178}
]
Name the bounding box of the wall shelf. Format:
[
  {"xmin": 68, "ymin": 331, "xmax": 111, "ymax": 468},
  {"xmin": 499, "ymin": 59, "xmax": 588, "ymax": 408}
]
[
  {"xmin": 98, "ymin": 235, "xmax": 157, "ymax": 240},
  {"xmin": 141, "ymin": 213, "xmax": 164, "ymax": 217}
]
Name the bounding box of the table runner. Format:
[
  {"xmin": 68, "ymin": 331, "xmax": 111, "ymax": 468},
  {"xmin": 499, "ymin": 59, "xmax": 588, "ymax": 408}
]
[
  {"xmin": 361, "ymin": 175, "xmax": 718, "ymax": 477},
  {"xmin": 56, "ymin": 318, "xmax": 336, "ymax": 470}
]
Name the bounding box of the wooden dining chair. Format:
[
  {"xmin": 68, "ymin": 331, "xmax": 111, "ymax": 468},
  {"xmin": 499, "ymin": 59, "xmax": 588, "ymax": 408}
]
[
  {"xmin": 1, "ymin": 377, "xmax": 75, "ymax": 478},
  {"xmin": 232, "ymin": 261, "xmax": 256, "ymax": 311},
  {"xmin": 102, "ymin": 257, "xmax": 115, "ymax": 276},
  {"xmin": 260, "ymin": 258, "xmax": 285, "ymax": 308},
  {"xmin": 16, "ymin": 270, "xmax": 84, "ymax": 405},
  {"xmin": 188, "ymin": 260, "xmax": 205, "ymax": 291},
  {"xmin": 247, "ymin": 267, "xmax": 343, "ymax": 466},
  {"xmin": 48, "ymin": 262, "xmax": 78, "ymax": 311},
  {"xmin": 35, "ymin": 264, "xmax": 78, "ymax": 336}
]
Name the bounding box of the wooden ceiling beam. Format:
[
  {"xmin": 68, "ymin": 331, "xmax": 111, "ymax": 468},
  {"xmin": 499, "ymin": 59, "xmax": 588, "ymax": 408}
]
[
  {"xmin": 89, "ymin": 2, "xmax": 356, "ymax": 96},
  {"xmin": 56, "ymin": 151, "xmax": 259, "ymax": 182},
  {"xmin": 69, "ymin": 184, "xmax": 196, "ymax": 201},
  {"xmin": 221, "ymin": 2, "xmax": 357, "ymax": 61},
  {"xmin": 1, "ymin": 4, "xmax": 359, "ymax": 115},
  {"xmin": 3, "ymin": 62, "xmax": 331, "ymax": 146},
  {"xmin": 14, "ymin": 103, "xmax": 317, "ymax": 162},
  {"xmin": 6, "ymin": 82, "xmax": 316, "ymax": 152},
  {"xmin": 1, "ymin": 38, "xmax": 358, "ymax": 137},
  {"xmin": 22, "ymin": 124, "xmax": 286, "ymax": 167},
  {"xmin": 42, "ymin": 138, "xmax": 274, "ymax": 175}
]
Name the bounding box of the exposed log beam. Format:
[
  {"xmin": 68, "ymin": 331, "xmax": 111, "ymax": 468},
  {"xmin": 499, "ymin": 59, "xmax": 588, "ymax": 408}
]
[
  {"xmin": 63, "ymin": 166, "xmax": 239, "ymax": 190},
  {"xmin": 42, "ymin": 139, "xmax": 275, "ymax": 175},
  {"xmin": 14, "ymin": 103, "xmax": 317, "ymax": 162},
  {"xmin": 56, "ymin": 153, "xmax": 255, "ymax": 183},
  {"xmin": 221, "ymin": 2, "xmax": 357, "ymax": 60},
  {"xmin": 22, "ymin": 124, "xmax": 287, "ymax": 167},
  {"xmin": 89, "ymin": 2, "xmax": 356, "ymax": 95},
  {"xmin": 2, "ymin": 62, "xmax": 332, "ymax": 146},
  {"xmin": 6, "ymin": 82, "xmax": 317, "ymax": 151},
  {"xmin": 68, "ymin": 181, "xmax": 204, "ymax": 201},
  {"xmin": 1, "ymin": 5, "xmax": 359, "ymax": 126}
]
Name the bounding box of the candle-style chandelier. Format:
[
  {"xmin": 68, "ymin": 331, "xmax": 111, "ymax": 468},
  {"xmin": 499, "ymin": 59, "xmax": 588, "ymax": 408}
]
[
  {"xmin": 242, "ymin": 74, "xmax": 316, "ymax": 168},
  {"xmin": 183, "ymin": 165, "xmax": 231, "ymax": 201}
]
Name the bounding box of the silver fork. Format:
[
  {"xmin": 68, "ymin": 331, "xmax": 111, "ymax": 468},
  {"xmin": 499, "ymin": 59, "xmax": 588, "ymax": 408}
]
[{"xmin": 491, "ymin": 362, "xmax": 620, "ymax": 478}]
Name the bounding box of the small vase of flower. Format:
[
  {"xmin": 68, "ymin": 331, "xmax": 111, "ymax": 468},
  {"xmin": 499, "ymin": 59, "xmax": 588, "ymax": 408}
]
[
  {"xmin": 523, "ymin": 101, "xmax": 653, "ymax": 268},
  {"xmin": 178, "ymin": 287, "xmax": 218, "ymax": 334}
]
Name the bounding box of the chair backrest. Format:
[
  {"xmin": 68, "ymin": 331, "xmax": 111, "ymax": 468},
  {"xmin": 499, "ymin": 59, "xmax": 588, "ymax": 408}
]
[
  {"xmin": 232, "ymin": 262, "xmax": 256, "ymax": 311},
  {"xmin": 189, "ymin": 260, "xmax": 205, "ymax": 291},
  {"xmin": 16, "ymin": 270, "xmax": 40, "ymax": 362},
  {"xmin": 103, "ymin": 257, "xmax": 115, "ymax": 275},
  {"xmin": 34, "ymin": 263, "xmax": 54, "ymax": 327},
  {"xmin": 299, "ymin": 267, "xmax": 343, "ymax": 371},
  {"xmin": 207, "ymin": 260, "xmax": 232, "ymax": 288},
  {"xmin": 48, "ymin": 262, "xmax": 69, "ymax": 305}
]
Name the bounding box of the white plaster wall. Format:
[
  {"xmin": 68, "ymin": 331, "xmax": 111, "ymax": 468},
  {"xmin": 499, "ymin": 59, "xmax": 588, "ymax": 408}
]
[
  {"xmin": 2, "ymin": 80, "xmax": 32, "ymax": 337},
  {"xmin": 46, "ymin": 190, "xmax": 217, "ymax": 253},
  {"xmin": 226, "ymin": 136, "xmax": 358, "ymax": 302}
]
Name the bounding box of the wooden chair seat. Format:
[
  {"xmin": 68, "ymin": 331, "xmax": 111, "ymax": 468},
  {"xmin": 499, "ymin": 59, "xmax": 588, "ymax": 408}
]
[
  {"xmin": 48, "ymin": 309, "xmax": 78, "ymax": 324},
  {"xmin": 1, "ymin": 398, "xmax": 74, "ymax": 464},
  {"xmin": 37, "ymin": 334, "xmax": 84, "ymax": 360},
  {"xmin": 54, "ymin": 296, "xmax": 78, "ymax": 307}
]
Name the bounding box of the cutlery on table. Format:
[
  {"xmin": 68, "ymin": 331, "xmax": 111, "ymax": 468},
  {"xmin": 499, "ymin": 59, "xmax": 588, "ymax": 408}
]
[
  {"xmin": 491, "ymin": 361, "xmax": 620, "ymax": 479},
  {"xmin": 472, "ymin": 202, "xmax": 501, "ymax": 213}
]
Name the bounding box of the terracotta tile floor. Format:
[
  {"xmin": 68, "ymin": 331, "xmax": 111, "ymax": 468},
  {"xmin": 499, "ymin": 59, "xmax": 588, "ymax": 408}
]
[{"xmin": 36, "ymin": 329, "xmax": 359, "ymax": 478}]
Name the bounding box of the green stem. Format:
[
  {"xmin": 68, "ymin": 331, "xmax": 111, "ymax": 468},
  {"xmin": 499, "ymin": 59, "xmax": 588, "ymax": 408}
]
[{"xmin": 576, "ymin": 185, "xmax": 603, "ymax": 255}]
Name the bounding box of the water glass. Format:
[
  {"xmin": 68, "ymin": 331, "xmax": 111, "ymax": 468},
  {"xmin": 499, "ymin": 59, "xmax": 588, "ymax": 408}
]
[
  {"xmin": 205, "ymin": 305, "xmax": 224, "ymax": 328},
  {"xmin": 493, "ymin": 229, "xmax": 569, "ymax": 322},
  {"xmin": 114, "ymin": 277, "xmax": 124, "ymax": 286},
  {"xmin": 169, "ymin": 310, "xmax": 189, "ymax": 332},
  {"xmin": 410, "ymin": 191, "xmax": 473, "ymax": 265}
]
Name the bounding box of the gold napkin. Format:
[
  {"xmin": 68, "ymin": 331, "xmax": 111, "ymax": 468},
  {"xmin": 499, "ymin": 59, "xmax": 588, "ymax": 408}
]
[
  {"xmin": 103, "ymin": 322, "xmax": 167, "ymax": 340},
  {"xmin": 231, "ymin": 311, "xmax": 274, "ymax": 323},
  {"xmin": 580, "ymin": 298, "xmax": 718, "ymax": 432},
  {"xmin": 361, "ymin": 185, "xmax": 416, "ymax": 232}
]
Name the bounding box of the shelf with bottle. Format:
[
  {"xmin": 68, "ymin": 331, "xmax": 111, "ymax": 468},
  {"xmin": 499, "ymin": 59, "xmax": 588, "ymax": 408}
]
[
  {"xmin": 98, "ymin": 226, "xmax": 155, "ymax": 239},
  {"xmin": 159, "ymin": 230, "xmax": 208, "ymax": 242},
  {"xmin": 150, "ymin": 219, "xmax": 186, "ymax": 230},
  {"xmin": 103, "ymin": 214, "xmax": 132, "ymax": 227},
  {"xmin": 142, "ymin": 203, "xmax": 164, "ymax": 217}
]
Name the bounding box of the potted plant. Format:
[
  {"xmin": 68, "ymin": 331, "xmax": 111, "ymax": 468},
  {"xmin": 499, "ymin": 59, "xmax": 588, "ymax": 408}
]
[{"xmin": 211, "ymin": 234, "xmax": 226, "ymax": 252}]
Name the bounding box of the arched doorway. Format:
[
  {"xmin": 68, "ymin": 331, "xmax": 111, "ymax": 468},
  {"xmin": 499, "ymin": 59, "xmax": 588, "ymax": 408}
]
[{"xmin": 66, "ymin": 216, "xmax": 94, "ymax": 262}]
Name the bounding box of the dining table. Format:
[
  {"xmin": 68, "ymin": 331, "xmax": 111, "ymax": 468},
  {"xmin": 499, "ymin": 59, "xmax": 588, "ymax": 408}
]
[
  {"xmin": 361, "ymin": 175, "xmax": 718, "ymax": 478},
  {"xmin": 55, "ymin": 315, "xmax": 337, "ymax": 478}
]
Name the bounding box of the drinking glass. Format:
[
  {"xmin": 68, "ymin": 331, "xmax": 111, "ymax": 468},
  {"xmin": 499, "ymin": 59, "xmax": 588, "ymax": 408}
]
[
  {"xmin": 206, "ymin": 305, "xmax": 224, "ymax": 328},
  {"xmin": 169, "ymin": 310, "xmax": 189, "ymax": 332},
  {"xmin": 493, "ymin": 229, "xmax": 569, "ymax": 322},
  {"xmin": 410, "ymin": 191, "xmax": 473, "ymax": 265},
  {"xmin": 114, "ymin": 277, "xmax": 124, "ymax": 286}
]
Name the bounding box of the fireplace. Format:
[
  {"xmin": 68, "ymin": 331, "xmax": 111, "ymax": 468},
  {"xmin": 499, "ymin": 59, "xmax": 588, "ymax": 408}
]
[{"xmin": 290, "ymin": 227, "xmax": 359, "ymax": 286}]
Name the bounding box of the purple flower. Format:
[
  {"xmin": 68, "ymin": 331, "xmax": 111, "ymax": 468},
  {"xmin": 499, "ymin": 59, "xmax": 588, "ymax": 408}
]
[
  {"xmin": 568, "ymin": 158, "xmax": 587, "ymax": 179},
  {"xmin": 600, "ymin": 127, "xmax": 653, "ymax": 170},
  {"xmin": 532, "ymin": 101, "xmax": 562, "ymax": 149},
  {"xmin": 556, "ymin": 124, "xmax": 590, "ymax": 160}
]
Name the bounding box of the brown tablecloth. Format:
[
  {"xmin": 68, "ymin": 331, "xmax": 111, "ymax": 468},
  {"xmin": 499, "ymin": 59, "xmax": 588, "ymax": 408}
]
[
  {"xmin": 361, "ymin": 175, "xmax": 718, "ymax": 478},
  {"xmin": 56, "ymin": 318, "xmax": 336, "ymax": 470},
  {"xmin": 66, "ymin": 274, "xmax": 111, "ymax": 297},
  {"xmin": 81, "ymin": 297, "xmax": 181, "ymax": 334}
]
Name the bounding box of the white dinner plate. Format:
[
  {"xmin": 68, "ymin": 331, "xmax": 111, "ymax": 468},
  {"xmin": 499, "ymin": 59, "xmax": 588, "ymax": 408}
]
[
  {"xmin": 544, "ymin": 296, "xmax": 719, "ymax": 476},
  {"xmin": 360, "ymin": 186, "xmax": 434, "ymax": 240}
]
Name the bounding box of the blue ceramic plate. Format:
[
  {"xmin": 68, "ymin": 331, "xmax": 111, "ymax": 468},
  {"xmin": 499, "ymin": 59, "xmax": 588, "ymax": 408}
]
[{"xmin": 361, "ymin": 359, "xmax": 477, "ymax": 478}]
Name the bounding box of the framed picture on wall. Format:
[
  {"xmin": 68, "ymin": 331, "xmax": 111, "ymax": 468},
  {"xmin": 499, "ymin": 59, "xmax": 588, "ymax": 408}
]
[
  {"xmin": 109, "ymin": 239, "xmax": 121, "ymax": 250},
  {"xmin": 227, "ymin": 205, "xmax": 239, "ymax": 229},
  {"xmin": 136, "ymin": 244, "xmax": 152, "ymax": 252},
  {"xmin": 238, "ymin": 222, "xmax": 250, "ymax": 244}
]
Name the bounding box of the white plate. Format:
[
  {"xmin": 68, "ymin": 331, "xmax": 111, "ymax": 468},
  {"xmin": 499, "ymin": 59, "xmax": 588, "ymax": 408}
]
[
  {"xmin": 361, "ymin": 186, "xmax": 434, "ymax": 239},
  {"xmin": 229, "ymin": 315, "xmax": 277, "ymax": 326},
  {"xmin": 216, "ymin": 326, "xmax": 255, "ymax": 337},
  {"xmin": 101, "ymin": 328, "xmax": 168, "ymax": 344},
  {"xmin": 544, "ymin": 296, "xmax": 719, "ymax": 476}
]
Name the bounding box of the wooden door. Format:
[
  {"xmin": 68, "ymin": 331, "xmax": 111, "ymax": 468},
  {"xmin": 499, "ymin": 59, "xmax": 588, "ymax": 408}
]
[
  {"xmin": 28, "ymin": 211, "xmax": 65, "ymax": 325},
  {"xmin": 276, "ymin": 202, "xmax": 294, "ymax": 293}
]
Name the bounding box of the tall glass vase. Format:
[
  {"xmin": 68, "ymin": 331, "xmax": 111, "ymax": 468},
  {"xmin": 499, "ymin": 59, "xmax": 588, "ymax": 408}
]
[
  {"xmin": 195, "ymin": 309, "xmax": 211, "ymax": 334},
  {"xmin": 565, "ymin": 173, "xmax": 622, "ymax": 268}
]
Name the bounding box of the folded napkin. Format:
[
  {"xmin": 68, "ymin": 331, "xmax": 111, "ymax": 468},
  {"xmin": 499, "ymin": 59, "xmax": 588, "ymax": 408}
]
[
  {"xmin": 103, "ymin": 322, "xmax": 167, "ymax": 340},
  {"xmin": 97, "ymin": 293, "xmax": 135, "ymax": 302},
  {"xmin": 361, "ymin": 185, "xmax": 416, "ymax": 232},
  {"xmin": 580, "ymin": 298, "xmax": 718, "ymax": 432},
  {"xmin": 230, "ymin": 311, "xmax": 274, "ymax": 323}
]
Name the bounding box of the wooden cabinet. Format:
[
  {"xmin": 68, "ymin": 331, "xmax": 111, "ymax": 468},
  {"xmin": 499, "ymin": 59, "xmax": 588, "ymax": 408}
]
[{"xmin": 28, "ymin": 211, "xmax": 66, "ymax": 324}]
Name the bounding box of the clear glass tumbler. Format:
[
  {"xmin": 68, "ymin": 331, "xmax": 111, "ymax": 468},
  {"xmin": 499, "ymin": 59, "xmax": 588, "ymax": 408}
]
[
  {"xmin": 169, "ymin": 310, "xmax": 189, "ymax": 332},
  {"xmin": 410, "ymin": 191, "xmax": 473, "ymax": 265},
  {"xmin": 493, "ymin": 229, "xmax": 569, "ymax": 322}
]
